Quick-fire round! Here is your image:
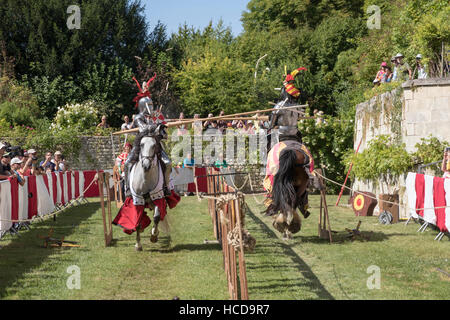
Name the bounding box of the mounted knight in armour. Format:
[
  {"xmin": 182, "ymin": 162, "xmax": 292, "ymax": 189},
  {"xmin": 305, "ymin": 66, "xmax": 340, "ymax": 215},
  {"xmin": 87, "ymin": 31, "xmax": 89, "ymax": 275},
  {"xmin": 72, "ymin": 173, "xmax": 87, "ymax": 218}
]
[
  {"xmin": 264, "ymin": 67, "xmax": 321, "ymax": 235},
  {"xmin": 124, "ymin": 74, "xmax": 173, "ymax": 198}
]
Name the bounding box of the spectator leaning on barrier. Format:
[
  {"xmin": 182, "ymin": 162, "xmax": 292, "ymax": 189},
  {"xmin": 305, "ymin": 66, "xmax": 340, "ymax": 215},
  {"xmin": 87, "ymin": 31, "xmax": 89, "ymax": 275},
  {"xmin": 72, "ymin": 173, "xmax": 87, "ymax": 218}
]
[
  {"xmin": 391, "ymin": 56, "xmax": 399, "ymax": 81},
  {"xmin": 415, "ymin": 54, "xmax": 428, "ymax": 79},
  {"xmin": 40, "ymin": 152, "xmax": 56, "ymax": 172},
  {"xmin": 373, "ymin": 62, "xmax": 387, "ymax": 86},
  {"xmin": 192, "ymin": 114, "xmax": 202, "ymax": 135},
  {"xmin": 19, "ymin": 151, "xmax": 32, "ymax": 176},
  {"xmin": 97, "ymin": 115, "xmax": 110, "ymax": 129},
  {"xmin": 10, "ymin": 157, "xmax": 25, "ymax": 186},
  {"xmin": 384, "ymin": 65, "xmax": 393, "ymax": 82},
  {"xmin": 53, "ymin": 151, "xmax": 66, "ymax": 172},
  {"xmin": 27, "ymin": 149, "xmax": 42, "ymax": 175},
  {"xmin": 121, "ymin": 115, "xmax": 132, "ymax": 131}
]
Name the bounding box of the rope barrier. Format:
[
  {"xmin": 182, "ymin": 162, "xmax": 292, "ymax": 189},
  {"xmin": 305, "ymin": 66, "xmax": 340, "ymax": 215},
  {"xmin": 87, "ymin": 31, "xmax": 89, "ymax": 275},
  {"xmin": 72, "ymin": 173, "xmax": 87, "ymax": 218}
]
[{"xmin": 0, "ymin": 173, "xmax": 98, "ymax": 224}]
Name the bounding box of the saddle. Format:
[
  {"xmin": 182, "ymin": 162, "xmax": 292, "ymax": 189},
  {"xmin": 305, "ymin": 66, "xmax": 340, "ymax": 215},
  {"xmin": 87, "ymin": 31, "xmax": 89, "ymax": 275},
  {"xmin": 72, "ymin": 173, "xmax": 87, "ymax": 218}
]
[{"xmin": 263, "ymin": 140, "xmax": 314, "ymax": 193}]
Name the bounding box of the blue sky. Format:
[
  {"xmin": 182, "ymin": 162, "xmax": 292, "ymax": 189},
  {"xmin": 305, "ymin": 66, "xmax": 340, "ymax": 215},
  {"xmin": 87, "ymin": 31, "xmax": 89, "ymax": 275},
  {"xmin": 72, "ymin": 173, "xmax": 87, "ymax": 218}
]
[{"xmin": 143, "ymin": 0, "xmax": 249, "ymax": 37}]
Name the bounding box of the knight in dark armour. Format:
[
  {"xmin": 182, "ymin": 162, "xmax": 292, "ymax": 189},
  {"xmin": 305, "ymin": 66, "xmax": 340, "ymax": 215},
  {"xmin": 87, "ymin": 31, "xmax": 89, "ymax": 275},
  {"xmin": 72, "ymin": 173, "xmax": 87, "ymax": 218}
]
[{"xmin": 267, "ymin": 67, "xmax": 321, "ymax": 219}]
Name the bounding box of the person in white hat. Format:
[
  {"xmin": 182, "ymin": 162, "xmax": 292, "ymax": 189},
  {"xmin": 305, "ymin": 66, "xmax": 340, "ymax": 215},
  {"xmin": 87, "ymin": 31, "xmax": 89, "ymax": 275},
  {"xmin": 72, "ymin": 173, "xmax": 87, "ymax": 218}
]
[
  {"xmin": 415, "ymin": 54, "xmax": 428, "ymax": 79},
  {"xmin": 10, "ymin": 157, "xmax": 25, "ymax": 186},
  {"xmin": 394, "ymin": 53, "xmax": 412, "ymax": 81},
  {"xmin": 52, "ymin": 151, "xmax": 66, "ymax": 172}
]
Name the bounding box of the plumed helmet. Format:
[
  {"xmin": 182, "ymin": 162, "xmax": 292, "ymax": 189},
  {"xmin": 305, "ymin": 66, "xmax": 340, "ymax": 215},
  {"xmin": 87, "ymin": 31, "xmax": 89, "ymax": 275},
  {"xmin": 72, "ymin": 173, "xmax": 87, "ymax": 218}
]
[{"xmin": 138, "ymin": 96, "xmax": 154, "ymax": 114}]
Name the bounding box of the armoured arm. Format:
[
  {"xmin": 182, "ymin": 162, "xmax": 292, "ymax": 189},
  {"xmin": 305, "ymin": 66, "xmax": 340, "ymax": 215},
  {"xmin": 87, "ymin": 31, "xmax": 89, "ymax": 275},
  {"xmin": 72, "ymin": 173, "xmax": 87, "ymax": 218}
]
[
  {"xmin": 135, "ymin": 115, "xmax": 157, "ymax": 135},
  {"xmin": 269, "ymin": 112, "xmax": 279, "ymax": 130}
]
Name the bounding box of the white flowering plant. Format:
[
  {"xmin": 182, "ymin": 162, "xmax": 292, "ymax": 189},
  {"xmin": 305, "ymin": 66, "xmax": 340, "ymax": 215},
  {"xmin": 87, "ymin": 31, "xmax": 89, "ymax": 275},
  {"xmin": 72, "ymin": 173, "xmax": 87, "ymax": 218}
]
[{"xmin": 52, "ymin": 101, "xmax": 99, "ymax": 132}]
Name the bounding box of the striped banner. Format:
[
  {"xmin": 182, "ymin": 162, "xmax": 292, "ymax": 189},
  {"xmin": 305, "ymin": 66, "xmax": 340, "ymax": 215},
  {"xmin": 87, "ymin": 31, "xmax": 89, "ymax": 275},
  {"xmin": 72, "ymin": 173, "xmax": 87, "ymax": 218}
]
[{"xmin": 406, "ymin": 172, "xmax": 450, "ymax": 232}]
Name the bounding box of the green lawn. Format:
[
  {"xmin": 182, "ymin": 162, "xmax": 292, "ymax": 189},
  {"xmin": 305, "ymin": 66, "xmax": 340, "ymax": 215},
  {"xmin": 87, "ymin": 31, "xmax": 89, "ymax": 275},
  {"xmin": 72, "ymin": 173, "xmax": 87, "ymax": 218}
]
[
  {"xmin": 0, "ymin": 197, "xmax": 228, "ymax": 300},
  {"xmin": 0, "ymin": 194, "xmax": 449, "ymax": 300},
  {"xmin": 244, "ymin": 195, "xmax": 450, "ymax": 300}
]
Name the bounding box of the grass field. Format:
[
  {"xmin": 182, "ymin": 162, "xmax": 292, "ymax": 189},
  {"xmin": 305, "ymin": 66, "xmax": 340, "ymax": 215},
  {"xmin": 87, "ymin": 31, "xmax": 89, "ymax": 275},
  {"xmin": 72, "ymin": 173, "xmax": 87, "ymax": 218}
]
[{"xmin": 0, "ymin": 194, "xmax": 449, "ymax": 300}]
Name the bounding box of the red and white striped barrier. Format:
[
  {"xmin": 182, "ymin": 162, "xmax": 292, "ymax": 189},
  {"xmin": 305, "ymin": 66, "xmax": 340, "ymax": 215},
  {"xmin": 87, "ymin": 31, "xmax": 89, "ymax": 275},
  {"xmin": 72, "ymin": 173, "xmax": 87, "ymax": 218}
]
[
  {"xmin": 0, "ymin": 170, "xmax": 110, "ymax": 233},
  {"xmin": 406, "ymin": 172, "xmax": 450, "ymax": 233}
]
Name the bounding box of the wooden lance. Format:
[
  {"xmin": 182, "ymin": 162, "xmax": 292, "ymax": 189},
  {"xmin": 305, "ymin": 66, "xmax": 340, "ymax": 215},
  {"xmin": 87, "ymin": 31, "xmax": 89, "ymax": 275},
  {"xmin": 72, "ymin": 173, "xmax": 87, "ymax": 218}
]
[{"xmin": 113, "ymin": 104, "xmax": 308, "ymax": 135}]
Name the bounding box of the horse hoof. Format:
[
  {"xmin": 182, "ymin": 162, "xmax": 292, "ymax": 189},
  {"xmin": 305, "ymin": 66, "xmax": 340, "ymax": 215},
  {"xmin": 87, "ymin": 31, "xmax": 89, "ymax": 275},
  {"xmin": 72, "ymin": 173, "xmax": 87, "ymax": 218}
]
[
  {"xmin": 135, "ymin": 244, "xmax": 143, "ymax": 251},
  {"xmin": 150, "ymin": 235, "xmax": 158, "ymax": 243}
]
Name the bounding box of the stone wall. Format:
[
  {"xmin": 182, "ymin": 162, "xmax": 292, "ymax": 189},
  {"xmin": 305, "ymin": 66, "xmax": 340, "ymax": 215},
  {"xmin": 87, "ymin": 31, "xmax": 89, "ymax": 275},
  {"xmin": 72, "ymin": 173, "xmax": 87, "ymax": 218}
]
[
  {"xmin": 69, "ymin": 136, "xmax": 123, "ymax": 171},
  {"xmin": 353, "ymin": 78, "xmax": 450, "ymax": 219}
]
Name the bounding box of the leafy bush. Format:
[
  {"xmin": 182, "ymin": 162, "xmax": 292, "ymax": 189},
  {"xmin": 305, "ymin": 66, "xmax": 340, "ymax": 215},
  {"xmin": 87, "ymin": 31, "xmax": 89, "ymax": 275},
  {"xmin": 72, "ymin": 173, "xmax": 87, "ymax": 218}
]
[
  {"xmin": 51, "ymin": 101, "xmax": 100, "ymax": 132},
  {"xmin": 412, "ymin": 135, "xmax": 449, "ymax": 165},
  {"xmin": 299, "ymin": 112, "xmax": 354, "ymax": 193},
  {"xmin": 23, "ymin": 75, "xmax": 81, "ymax": 119},
  {"xmin": 0, "ymin": 76, "xmax": 40, "ymax": 127},
  {"xmin": 363, "ymin": 81, "xmax": 402, "ymax": 101},
  {"xmin": 343, "ymin": 135, "xmax": 414, "ymax": 186}
]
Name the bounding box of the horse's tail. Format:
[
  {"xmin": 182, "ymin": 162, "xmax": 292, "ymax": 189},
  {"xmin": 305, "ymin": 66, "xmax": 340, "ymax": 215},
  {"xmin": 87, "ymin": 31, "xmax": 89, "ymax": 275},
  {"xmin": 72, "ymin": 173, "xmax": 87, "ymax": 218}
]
[{"xmin": 267, "ymin": 149, "xmax": 298, "ymax": 215}]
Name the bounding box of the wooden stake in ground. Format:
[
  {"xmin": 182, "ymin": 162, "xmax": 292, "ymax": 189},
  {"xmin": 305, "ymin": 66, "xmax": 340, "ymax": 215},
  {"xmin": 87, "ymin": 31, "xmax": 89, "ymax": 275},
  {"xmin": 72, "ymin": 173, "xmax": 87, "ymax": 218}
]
[{"xmin": 317, "ymin": 168, "xmax": 333, "ymax": 244}]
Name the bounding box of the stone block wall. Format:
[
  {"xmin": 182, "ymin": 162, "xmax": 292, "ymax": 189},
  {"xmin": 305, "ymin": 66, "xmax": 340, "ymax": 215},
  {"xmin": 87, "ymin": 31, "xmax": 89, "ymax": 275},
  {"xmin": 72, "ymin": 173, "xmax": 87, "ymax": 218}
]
[
  {"xmin": 69, "ymin": 136, "xmax": 123, "ymax": 171},
  {"xmin": 353, "ymin": 78, "xmax": 450, "ymax": 219}
]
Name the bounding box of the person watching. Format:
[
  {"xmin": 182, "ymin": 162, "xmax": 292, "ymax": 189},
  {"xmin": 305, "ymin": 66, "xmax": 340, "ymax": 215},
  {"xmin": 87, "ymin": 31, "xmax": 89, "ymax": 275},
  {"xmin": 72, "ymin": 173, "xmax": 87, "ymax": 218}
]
[
  {"xmin": 121, "ymin": 115, "xmax": 132, "ymax": 131},
  {"xmin": 40, "ymin": 152, "xmax": 56, "ymax": 172},
  {"xmin": 10, "ymin": 157, "xmax": 25, "ymax": 186},
  {"xmin": 53, "ymin": 151, "xmax": 66, "ymax": 172},
  {"xmin": 415, "ymin": 54, "xmax": 428, "ymax": 79},
  {"xmin": 394, "ymin": 53, "xmax": 412, "ymax": 81},
  {"xmin": 97, "ymin": 115, "xmax": 110, "ymax": 129},
  {"xmin": 0, "ymin": 152, "xmax": 12, "ymax": 180}
]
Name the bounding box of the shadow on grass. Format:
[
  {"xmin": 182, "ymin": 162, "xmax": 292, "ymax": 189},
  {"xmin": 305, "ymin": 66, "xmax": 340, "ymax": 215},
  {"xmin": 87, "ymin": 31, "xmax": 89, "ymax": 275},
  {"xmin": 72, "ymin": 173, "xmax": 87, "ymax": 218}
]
[
  {"xmin": 0, "ymin": 202, "xmax": 100, "ymax": 298},
  {"xmin": 245, "ymin": 207, "xmax": 335, "ymax": 300}
]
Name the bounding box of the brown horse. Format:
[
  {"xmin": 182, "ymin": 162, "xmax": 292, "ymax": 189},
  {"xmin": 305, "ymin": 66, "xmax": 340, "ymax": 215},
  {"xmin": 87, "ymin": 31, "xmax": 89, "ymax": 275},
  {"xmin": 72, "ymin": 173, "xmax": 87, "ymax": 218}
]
[{"xmin": 266, "ymin": 148, "xmax": 310, "ymax": 240}]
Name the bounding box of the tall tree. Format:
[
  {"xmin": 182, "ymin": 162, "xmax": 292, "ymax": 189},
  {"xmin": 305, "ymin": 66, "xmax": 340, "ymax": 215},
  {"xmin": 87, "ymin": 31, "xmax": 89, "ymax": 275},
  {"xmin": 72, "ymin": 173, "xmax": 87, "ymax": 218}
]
[{"xmin": 0, "ymin": 0, "xmax": 149, "ymax": 78}]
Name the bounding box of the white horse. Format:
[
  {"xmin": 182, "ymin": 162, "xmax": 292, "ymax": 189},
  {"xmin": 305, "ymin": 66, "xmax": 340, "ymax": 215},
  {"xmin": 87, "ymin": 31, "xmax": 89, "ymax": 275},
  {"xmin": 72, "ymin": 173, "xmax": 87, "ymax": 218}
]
[{"xmin": 130, "ymin": 133, "xmax": 165, "ymax": 251}]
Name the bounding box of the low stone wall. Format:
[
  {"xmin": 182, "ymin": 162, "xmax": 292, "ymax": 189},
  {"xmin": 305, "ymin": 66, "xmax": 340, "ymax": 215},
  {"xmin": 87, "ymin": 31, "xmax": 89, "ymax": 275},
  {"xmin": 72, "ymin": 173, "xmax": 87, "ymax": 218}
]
[{"xmin": 69, "ymin": 136, "xmax": 123, "ymax": 171}]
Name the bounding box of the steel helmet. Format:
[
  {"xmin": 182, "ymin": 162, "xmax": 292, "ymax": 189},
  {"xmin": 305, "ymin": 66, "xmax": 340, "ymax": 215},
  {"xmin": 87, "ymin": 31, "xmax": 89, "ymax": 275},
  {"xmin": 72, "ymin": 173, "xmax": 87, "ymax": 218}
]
[{"xmin": 138, "ymin": 96, "xmax": 154, "ymax": 115}]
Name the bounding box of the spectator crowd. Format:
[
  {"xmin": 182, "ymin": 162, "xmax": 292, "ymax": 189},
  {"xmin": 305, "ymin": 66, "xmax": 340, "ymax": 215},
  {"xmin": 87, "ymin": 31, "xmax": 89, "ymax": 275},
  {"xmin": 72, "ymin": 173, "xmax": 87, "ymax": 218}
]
[
  {"xmin": 0, "ymin": 141, "xmax": 67, "ymax": 182},
  {"xmin": 373, "ymin": 53, "xmax": 428, "ymax": 86}
]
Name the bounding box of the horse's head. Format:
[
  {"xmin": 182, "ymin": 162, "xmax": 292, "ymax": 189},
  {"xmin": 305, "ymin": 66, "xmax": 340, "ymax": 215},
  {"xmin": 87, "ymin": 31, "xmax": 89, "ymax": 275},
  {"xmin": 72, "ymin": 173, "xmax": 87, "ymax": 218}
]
[{"xmin": 139, "ymin": 136, "xmax": 157, "ymax": 171}]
